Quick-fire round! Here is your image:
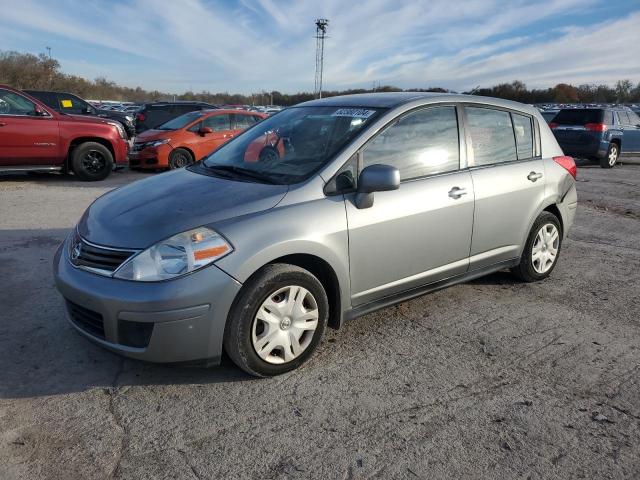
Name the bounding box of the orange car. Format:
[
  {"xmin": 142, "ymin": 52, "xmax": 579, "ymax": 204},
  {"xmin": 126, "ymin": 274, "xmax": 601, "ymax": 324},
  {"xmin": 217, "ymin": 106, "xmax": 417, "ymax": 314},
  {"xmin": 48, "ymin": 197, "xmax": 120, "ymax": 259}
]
[{"xmin": 129, "ymin": 109, "xmax": 267, "ymax": 169}]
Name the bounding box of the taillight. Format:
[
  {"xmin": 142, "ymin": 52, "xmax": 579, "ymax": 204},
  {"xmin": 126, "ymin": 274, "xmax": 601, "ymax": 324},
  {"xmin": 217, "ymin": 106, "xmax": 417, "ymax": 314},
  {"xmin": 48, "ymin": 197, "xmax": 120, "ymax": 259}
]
[
  {"xmin": 549, "ymin": 122, "xmax": 558, "ymax": 129},
  {"xmin": 584, "ymin": 123, "xmax": 607, "ymax": 132},
  {"xmin": 136, "ymin": 112, "xmax": 145, "ymax": 122},
  {"xmin": 553, "ymin": 155, "xmax": 577, "ymax": 179}
]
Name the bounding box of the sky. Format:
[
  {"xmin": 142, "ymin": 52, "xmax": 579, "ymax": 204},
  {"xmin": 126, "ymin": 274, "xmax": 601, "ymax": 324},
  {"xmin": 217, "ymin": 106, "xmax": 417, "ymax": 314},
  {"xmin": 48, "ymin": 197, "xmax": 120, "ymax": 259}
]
[{"xmin": 1, "ymin": 0, "xmax": 639, "ymax": 94}]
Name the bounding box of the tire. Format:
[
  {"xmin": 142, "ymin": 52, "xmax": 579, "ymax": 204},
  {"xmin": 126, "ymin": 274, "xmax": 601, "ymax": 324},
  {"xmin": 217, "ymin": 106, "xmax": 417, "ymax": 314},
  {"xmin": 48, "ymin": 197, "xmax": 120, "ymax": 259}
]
[
  {"xmin": 511, "ymin": 212, "xmax": 562, "ymax": 282},
  {"xmin": 71, "ymin": 142, "xmax": 113, "ymax": 181},
  {"xmin": 168, "ymin": 148, "xmax": 193, "ymax": 169},
  {"xmin": 224, "ymin": 264, "xmax": 329, "ymax": 377},
  {"xmin": 600, "ymin": 143, "xmax": 618, "ymax": 169}
]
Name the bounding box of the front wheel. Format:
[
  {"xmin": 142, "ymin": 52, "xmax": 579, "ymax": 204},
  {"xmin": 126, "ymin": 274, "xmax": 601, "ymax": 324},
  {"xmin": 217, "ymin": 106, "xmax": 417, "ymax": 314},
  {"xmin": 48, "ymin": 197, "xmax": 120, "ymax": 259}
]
[
  {"xmin": 511, "ymin": 212, "xmax": 562, "ymax": 282},
  {"xmin": 168, "ymin": 148, "xmax": 194, "ymax": 169},
  {"xmin": 224, "ymin": 264, "xmax": 328, "ymax": 377},
  {"xmin": 71, "ymin": 142, "xmax": 114, "ymax": 181},
  {"xmin": 600, "ymin": 143, "xmax": 618, "ymax": 169}
]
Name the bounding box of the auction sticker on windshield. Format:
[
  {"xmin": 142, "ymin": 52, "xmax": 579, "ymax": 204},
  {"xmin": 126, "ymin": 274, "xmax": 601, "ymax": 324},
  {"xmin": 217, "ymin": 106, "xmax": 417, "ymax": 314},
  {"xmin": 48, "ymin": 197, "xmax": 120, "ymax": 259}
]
[{"xmin": 331, "ymin": 108, "xmax": 376, "ymax": 118}]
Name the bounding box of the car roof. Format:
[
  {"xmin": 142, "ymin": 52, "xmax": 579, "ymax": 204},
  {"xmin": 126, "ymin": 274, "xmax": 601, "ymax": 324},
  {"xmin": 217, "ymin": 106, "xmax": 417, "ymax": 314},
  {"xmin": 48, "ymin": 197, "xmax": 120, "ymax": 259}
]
[{"xmin": 297, "ymin": 92, "xmax": 538, "ymax": 114}]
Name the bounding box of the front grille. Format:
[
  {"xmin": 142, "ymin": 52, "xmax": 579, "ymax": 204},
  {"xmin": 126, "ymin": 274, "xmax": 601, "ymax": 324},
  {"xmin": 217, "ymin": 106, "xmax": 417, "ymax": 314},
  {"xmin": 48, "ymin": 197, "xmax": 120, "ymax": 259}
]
[
  {"xmin": 66, "ymin": 300, "xmax": 105, "ymax": 339},
  {"xmin": 128, "ymin": 158, "xmax": 140, "ymax": 166},
  {"xmin": 70, "ymin": 233, "xmax": 136, "ymax": 274}
]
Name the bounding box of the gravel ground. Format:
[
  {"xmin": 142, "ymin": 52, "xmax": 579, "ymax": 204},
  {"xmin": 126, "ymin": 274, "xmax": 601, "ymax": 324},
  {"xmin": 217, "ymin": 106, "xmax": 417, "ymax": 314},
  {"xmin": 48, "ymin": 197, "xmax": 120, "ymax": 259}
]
[{"xmin": 1, "ymin": 160, "xmax": 639, "ymax": 480}]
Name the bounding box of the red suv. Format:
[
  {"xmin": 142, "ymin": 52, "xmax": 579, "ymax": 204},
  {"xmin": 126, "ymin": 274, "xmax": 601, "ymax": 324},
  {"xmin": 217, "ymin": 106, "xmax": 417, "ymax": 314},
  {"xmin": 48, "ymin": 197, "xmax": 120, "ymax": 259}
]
[{"xmin": 0, "ymin": 85, "xmax": 129, "ymax": 181}]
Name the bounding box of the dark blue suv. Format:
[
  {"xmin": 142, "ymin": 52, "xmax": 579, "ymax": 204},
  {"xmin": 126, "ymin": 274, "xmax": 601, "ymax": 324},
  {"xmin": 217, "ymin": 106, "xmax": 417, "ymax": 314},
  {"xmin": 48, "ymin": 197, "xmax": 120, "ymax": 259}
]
[{"xmin": 550, "ymin": 108, "xmax": 640, "ymax": 168}]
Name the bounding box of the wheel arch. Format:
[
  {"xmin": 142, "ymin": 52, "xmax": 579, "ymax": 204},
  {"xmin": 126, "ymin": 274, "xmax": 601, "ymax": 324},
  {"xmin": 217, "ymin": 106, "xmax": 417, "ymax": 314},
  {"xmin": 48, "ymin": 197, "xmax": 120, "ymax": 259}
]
[
  {"xmin": 67, "ymin": 137, "xmax": 115, "ymax": 171},
  {"xmin": 238, "ymin": 253, "xmax": 344, "ymax": 330}
]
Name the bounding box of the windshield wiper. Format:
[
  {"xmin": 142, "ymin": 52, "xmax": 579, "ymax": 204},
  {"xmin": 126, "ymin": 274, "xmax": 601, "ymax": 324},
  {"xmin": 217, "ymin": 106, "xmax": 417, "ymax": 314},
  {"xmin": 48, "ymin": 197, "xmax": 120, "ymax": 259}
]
[{"xmin": 204, "ymin": 164, "xmax": 277, "ymax": 184}]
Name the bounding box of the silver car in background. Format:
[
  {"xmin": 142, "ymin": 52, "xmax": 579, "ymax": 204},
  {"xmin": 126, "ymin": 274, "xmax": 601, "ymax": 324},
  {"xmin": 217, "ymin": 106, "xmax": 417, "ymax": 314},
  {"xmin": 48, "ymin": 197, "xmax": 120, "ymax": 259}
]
[{"xmin": 54, "ymin": 93, "xmax": 578, "ymax": 377}]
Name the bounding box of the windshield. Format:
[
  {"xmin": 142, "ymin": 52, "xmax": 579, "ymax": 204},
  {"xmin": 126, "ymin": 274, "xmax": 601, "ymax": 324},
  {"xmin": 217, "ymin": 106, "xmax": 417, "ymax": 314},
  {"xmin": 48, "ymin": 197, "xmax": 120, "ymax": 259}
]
[
  {"xmin": 200, "ymin": 106, "xmax": 382, "ymax": 184},
  {"xmin": 156, "ymin": 111, "xmax": 206, "ymax": 130}
]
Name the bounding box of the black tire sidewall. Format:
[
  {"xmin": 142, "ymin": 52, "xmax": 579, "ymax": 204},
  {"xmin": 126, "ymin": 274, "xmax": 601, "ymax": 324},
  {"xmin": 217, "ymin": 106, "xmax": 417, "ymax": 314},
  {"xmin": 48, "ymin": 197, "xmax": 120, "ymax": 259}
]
[
  {"xmin": 169, "ymin": 148, "xmax": 193, "ymax": 169},
  {"xmin": 516, "ymin": 212, "xmax": 562, "ymax": 282},
  {"xmin": 224, "ymin": 264, "xmax": 329, "ymax": 377},
  {"xmin": 72, "ymin": 142, "xmax": 113, "ymax": 181}
]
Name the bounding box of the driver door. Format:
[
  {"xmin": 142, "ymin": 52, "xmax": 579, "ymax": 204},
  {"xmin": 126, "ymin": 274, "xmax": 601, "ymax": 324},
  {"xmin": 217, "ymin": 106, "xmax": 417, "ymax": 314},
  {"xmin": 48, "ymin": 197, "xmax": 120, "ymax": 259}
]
[
  {"xmin": 189, "ymin": 113, "xmax": 233, "ymax": 160},
  {"xmin": 344, "ymin": 105, "xmax": 474, "ymax": 306}
]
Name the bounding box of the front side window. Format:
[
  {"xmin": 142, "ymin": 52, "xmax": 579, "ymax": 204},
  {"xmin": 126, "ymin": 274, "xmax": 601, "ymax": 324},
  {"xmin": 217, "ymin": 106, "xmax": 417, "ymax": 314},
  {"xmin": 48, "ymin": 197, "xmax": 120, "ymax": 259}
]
[
  {"xmin": 204, "ymin": 114, "xmax": 231, "ymax": 131},
  {"xmin": 234, "ymin": 114, "xmax": 258, "ymax": 129},
  {"xmin": 199, "ymin": 106, "xmax": 382, "ymax": 185},
  {"xmin": 0, "ymin": 89, "xmax": 37, "ymax": 115},
  {"xmin": 512, "ymin": 113, "xmax": 534, "ymax": 159},
  {"xmin": 362, "ymin": 106, "xmax": 460, "ymax": 181},
  {"xmin": 466, "ymin": 107, "xmax": 517, "ymax": 166}
]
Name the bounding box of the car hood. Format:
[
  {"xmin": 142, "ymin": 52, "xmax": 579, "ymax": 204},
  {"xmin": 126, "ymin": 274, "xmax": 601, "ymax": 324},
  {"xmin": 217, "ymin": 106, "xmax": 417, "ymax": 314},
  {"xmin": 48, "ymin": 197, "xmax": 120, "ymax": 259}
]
[
  {"xmin": 78, "ymin": 167, "xmax": 288, "ymax": 249},
  {"xmin": 135, "ymin": 129, "xmax": 171, "ymax": 142},
  {"xmin": 60, "ymin": 114, "xmax": 113, "ymax": 125}
]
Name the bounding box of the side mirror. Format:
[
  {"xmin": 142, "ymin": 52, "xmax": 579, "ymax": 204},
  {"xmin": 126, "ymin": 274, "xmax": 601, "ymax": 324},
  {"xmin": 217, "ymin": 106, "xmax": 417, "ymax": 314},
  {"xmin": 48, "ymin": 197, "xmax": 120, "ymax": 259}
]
[
  {"xmin": 355, "ymin": 164, "xmax": 400, "ymax": 209},
  {"xmin": 34, "ymin": 106, "xmax": 47, "ymax": 116},
  {"xmin": 199, "ymin": 127, "xmax": 213, "ymax": 136}
]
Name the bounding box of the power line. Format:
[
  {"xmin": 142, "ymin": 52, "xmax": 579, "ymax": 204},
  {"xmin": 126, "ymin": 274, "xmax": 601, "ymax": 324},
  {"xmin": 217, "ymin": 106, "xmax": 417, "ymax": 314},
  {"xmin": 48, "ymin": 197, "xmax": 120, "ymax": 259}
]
[{"xmin": 314, "ymin": 18, "xmax": 329, "ymax": 99}]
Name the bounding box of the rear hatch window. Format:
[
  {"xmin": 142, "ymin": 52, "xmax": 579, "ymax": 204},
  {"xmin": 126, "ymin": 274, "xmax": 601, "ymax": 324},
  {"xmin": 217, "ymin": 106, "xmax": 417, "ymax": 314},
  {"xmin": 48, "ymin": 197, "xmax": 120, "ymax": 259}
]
[{"xmin": 553, "ymin": 109, "xmax": 604, "ymax": 125}]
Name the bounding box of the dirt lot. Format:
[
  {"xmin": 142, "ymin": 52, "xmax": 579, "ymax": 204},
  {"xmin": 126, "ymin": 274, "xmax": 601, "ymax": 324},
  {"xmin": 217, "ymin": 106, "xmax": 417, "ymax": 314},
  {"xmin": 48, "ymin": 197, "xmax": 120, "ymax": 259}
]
[{"xmin": 1, "ymin": 160, "xmax": 639, "ymax": 480}]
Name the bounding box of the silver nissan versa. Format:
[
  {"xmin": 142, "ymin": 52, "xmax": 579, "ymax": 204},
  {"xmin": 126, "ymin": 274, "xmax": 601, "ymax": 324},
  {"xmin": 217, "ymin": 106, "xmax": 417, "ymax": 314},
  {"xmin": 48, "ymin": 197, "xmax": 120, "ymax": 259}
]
[{"xmin": 54, "ymin": 93, "xmax": 578, "ymax": 377}]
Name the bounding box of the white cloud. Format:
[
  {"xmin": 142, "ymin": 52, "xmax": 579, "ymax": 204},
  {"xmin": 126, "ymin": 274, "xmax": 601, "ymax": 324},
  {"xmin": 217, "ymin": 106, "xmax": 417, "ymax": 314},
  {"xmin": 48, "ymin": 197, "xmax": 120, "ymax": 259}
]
[{"xmin": 1, "ymin": 0, "xmax": 638, "ymax": 93}]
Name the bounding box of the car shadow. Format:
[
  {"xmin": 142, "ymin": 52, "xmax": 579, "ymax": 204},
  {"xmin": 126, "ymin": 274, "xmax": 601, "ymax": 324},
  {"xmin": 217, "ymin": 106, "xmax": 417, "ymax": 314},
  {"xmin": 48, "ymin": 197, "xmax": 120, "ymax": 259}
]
[
  {"xmin": 467, "ymin": 269, "xmax": 521, "ymax": 286},
  {"xmin": 0, "ymin": 168, "xmax": 152, "ymax": 188},
  {"xmin": 0, "ymin": 227, "xmax": 253, "ymax": 400}
]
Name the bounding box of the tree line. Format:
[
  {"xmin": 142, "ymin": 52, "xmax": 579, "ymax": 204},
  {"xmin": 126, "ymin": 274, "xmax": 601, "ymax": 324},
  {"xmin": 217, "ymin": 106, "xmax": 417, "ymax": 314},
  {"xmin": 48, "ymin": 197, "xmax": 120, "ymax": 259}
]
[{"xmin": 2, "ymin": 50, "xmax": 639, "ymax": 105}]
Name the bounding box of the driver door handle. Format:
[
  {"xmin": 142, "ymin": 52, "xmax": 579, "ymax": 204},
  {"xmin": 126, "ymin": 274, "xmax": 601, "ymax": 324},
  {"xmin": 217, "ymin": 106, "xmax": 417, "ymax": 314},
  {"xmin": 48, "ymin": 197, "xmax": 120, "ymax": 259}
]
[
  {"xmin": 448, "ymin": 186, "xmax": 467, "ymax": 199},
  {"xmin": 527, "ymin": 171, "xmax": 543, "ymax": 182}
]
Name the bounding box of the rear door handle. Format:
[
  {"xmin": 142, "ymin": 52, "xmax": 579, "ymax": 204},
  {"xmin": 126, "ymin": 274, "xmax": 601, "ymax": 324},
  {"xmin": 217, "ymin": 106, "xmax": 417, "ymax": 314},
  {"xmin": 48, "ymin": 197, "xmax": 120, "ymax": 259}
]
[
  {"xmin": 448, "ymin": 186, "xmax": 467, "ymax": 199},
  {"xmin": 0, "ymin": 122, "xmax": 6, "ymax": 127},
  {"xmin": 527, "ymin": 171, "xmax": 543, "ymax": 182}
]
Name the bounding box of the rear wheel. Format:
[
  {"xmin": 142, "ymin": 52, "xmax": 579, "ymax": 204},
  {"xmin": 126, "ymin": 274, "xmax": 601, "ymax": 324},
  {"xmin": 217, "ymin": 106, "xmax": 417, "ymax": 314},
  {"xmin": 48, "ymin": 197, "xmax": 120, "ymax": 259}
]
[
  {"xmin": 224, "ymin": 264, "xmax": 328, "ymax": 377},
  {"xmin": 168, "ymin": 148, "xmax": 193, "ymax": 169},
  {"xmin": 511, "ymin": 212, "xmax": 562, "ymax": 282},
  {"xmin": 71, "ymin": 142, "xmax": 113, "ymax": 181},
  {"xmin": 600, "ymin": 143, "xmax": 618, "ymax": 168}
]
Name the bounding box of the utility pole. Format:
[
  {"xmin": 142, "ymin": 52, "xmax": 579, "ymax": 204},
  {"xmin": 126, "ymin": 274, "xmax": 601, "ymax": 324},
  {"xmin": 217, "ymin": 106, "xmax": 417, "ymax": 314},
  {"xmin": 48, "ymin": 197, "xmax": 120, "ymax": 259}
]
[
  {"xmin": 46, "ymin": 46, "xmax": 51, "ymax": 59},
  {"xmin": 314, "ymin": 19, "xmax": 329, "ymax": 99}
]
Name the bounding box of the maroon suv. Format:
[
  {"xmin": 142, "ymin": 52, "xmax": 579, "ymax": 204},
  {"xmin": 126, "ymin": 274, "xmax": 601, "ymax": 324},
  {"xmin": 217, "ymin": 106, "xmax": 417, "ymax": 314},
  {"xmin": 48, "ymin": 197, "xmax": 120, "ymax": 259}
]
[{"xmin": 0, "ymin": 85, "xmax": 129, "ymax": 181}]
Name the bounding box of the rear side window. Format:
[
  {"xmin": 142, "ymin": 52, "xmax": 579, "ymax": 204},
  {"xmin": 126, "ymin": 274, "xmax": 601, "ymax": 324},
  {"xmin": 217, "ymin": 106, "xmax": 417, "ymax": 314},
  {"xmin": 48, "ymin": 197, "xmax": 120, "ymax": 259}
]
[
  {"xmin": 616, "ymin": 111, "xmax": 631, "ymax": 125},
  {"xmin": 233, "ymin": 114, "xmax": 258, "ymax": 129},
  {"xmin": 203, "ymin": 114, "xmax": 231, "ymax": 131},
  {"xmin": 553, "ymin": 109, "xmax": 604, "ymax": 125},
  {"xmin": 466, "ymin": 107, "xmax": 517, "ymax": 166},
  {"xmin": 629, "ymin": 111, "xmax": 640, "ymax": 125},
  {"xmin": 511, "ymin": 113, "xmax": 534, "ymax": 159},
  {"xmin": 362, "ymin": 105, "xmax": 460, "ymax": 181},
  {"xmin": 603, "ymin": 111, "xmax": 613, "ymax": 125}
]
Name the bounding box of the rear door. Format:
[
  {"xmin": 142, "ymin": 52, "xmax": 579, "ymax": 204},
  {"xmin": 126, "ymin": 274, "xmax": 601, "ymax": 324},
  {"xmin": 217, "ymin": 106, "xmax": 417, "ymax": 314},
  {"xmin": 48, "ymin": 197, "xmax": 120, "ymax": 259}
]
[
  {"xmin": 0, "ymin": 88, "xmax": 59, "ymax": 166},
  {"xmin": 618, "ymin": 111, "xmax": 640, "ymax": 153},
  {"xmin": 464, "ymin": 105, "xmax": 545, "ymax": 269}
]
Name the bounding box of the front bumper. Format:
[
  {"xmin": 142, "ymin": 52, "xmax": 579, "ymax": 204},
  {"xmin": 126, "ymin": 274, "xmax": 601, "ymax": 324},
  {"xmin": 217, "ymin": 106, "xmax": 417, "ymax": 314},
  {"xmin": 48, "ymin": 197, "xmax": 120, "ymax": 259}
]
[
  {"xmin": 114, "ymin": 138, "xmax": 130, "ymax": 166},
  {"xmin": 53, "ymin": 235, "xmax": 242, "ymax": 364},
  {"xmin": 129, "ymin": 145, "xmax": 170, "ymax": 168}
]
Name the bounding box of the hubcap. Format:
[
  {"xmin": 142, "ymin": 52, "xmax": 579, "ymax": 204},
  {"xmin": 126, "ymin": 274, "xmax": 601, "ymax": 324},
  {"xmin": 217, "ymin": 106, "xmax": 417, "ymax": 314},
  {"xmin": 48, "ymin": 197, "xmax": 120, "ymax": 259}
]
[
  {"xmin": 609, "ymin": 146, "xmax": 618, "ymax": 166},
  {"xmin": 532, "ymin": 223, "xmax": 559, "ymax": 274},
  {"xmin": 82, "ymin": 150, "xmax": 106, "ymax": 173},
  {"xmin": 251, "ymin": 285, "xmax": 319, "ymax": 364}
]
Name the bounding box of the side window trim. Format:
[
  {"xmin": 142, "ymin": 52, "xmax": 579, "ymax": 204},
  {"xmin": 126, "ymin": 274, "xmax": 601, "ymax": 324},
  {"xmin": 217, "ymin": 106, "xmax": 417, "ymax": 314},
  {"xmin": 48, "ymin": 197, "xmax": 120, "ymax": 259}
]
[{"xmin": 462, "ymin": 103, "xmax": 540, "ymax": 169}]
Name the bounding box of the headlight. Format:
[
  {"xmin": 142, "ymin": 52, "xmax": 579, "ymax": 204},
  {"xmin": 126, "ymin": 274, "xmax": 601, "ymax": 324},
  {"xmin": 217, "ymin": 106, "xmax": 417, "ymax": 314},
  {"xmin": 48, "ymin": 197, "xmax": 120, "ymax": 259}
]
[
  {"xmin": 114, "ymin": 227, "xmax": 232, "ymax": 281},
  {"xmin": 107, "ymin": 121, "xmax": 126, "ymax": 139},
  {"xmin": 151, "ymin": 139, "xmax": 170, "ymax": 147},
  {"xmin": 125, "ymin": 115, "xmax": 133, "ymax": 122}
]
